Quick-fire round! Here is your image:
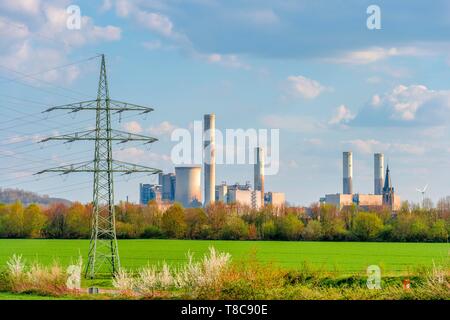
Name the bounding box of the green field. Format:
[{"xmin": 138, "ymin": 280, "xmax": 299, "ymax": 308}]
[{"xmin": 0, "ymin": 239, "xmax": 448, "ymax": 275}]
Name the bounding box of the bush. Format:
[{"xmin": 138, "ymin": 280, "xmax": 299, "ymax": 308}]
[
  {"xmin": 352, "ymin": 212, "xmax": 384, "ymax": 241},
  {"xmin": 428, "ymin": 220, "xmax": 448, "ymax": 242},
  {"xmin": 261, "ymin": 220, "xmax": 276, "ymax": 240},
  {"xmin": 302, "ymin": 220, "xmax": 322, "ymax": 240},
  {"xmin": 219, "ymin": 215, "xmax": 249, "ymax": 240},
  {"xmin": 141, "ymin": 225, "xmax": 165, "ymax": 239},
  {"xmin": 276, "ymin": 214, "xmax": 304, "ymax": 240}
]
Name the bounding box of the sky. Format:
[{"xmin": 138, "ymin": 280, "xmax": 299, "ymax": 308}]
[{"xmin": 1, "ymin": 0, "xmax": 450, "ymax": 206}]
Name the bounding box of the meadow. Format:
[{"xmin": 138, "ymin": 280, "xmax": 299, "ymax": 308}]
[{"xmin": 0, "ymin": 239, "xmax": 448, "ymax": 275}]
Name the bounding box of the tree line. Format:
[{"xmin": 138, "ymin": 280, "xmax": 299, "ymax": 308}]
[{"xmin": 0, "ymin": 199, "xmax": 449, "ymax": 242}]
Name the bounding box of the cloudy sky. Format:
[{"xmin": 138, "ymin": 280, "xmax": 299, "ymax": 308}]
[{"xmin": 1, "ymin": 0, "xmax": 450, "ymax": 206}]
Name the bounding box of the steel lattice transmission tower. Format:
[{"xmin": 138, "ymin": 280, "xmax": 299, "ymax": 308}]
[{"xmin": 36, "ymin": 54, "xmax": 161, "ymax": 278}]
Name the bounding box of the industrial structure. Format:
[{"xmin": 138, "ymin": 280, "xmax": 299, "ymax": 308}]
[
  {"xmin": 36, "ymin": 54, "xmax": 161, "ymax": 278},
  {"xmin": 374, "ymin": 153, "xmax": 384, "ymax": 195},
  {"xmin": 343, "ymin": 151, "xmax": 353, "ymax": 194},
  {"xmin": 204, "ymin": 114, "xmax": 216, "ymax": 206},
  {"xmin": 254, "ymin": 147, "xmax": 265, "ymax": 206},
  {"xmin": 139, "ymin": 183, "xmax": 162, "ymax": 204},
  {"xmin": 159, "ymin": 172, "xmax": 176, "ymax": 202},
  {"xmin": 321, "ymin": 152, "xmax": 400, "ymax": 211},
  {"xmin": 174, "ymin": 166, "xmax": 202, "ymax": 208},
  {"xmin": 215, "ymin": 181, "xmax": 285, "ymax": 209},
  {"xmin": 139, "ymin": 116, "xmax": 287, "ymax": 210}
]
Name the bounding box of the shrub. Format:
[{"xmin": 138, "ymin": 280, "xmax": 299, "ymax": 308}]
[
  {"xmin": 1, "ymin": 255, "xmax": 75, "ymax": 296},
  {"xmin": 302, "ymin": 220, "xmax": 322, "ymax": 240},
  {"xmin": 261, "ymin": 220, "xmax": 276, "ymax": 240},
  {"xmin": 276, "ymin": 214, "xmax": 304, "ymax": 240},
  {"xmin": 141, "ymin": 225, "xmax": 164, "ymax": 238},
  {"xmin": 220, "ymin": 215, "xmax": 249, "ymax": 240},
  {"xmin": 352, "ymin": 212, "xmax": 384, "ymax": 241}
]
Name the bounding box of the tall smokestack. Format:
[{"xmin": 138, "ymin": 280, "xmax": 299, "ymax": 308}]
[
  {"xmin": 254, "ymin": 147, "xmax": 265, "ymax": 206},
  {"xmin": 374, "ymin": 153, "xmax": 384, "ymax": 195},
  {"xmin": 204, "ymin": 114, "xmax": 215, "ymax": 206},
  {"xmin": 343, "ymin": 151, "xmax": 353, "ymax": 194}
]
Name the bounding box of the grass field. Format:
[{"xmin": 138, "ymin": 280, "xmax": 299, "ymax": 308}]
[{"xmin": 0, "ymin": 239, "xmax": 448, "ymax": 275}]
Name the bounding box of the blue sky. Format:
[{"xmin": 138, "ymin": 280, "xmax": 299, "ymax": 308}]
[{"xmin": 1, "ymin": 0, "xmax": 450, "ymax": 206}]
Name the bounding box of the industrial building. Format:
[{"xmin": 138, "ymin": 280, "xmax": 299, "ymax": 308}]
[
  {"xmin": 266, "ymin": 192, "xmax": 286, "ymax": 207},
  {"xmin": 158, "ymin": 172, "xmax": 176, "ymax": 201},
  {"xmin": 174, "ymin": 166, "xmax": 202, "ymax": 208},
  {"xmin": 215, "ymin": 181, "xmax": 285, "ymax": 209},
  {"xmin": 139, "ymin": 183, "xmax": 162, "ymax": 205},
  {"xmin": 321, "ymin": 152, "xmax": 401, "ymax": 211}
]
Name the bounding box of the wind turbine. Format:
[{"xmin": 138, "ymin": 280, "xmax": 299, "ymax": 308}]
[{"xmin": 416, "ymin": 184, "xmax": 428, "ymax": 208}]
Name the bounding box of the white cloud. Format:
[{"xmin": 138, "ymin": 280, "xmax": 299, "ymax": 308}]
[
  {"xmin": 135, "ymin": 11, "xmax": 174, "ymax": 37},
  {"xmin": 328, "ymin": 105, "xmax": 355, "ymax": 125},
  {"xmin": 202, "ymin": 53, "xmax": 250, "ymax": 70},
  {"xmin": 0, "ymin": 2, "xmax": 121, "ymax": 84},
  {"xmin": 353, "ymin": 84, "xmax": 450, "ymax": 126},
  {"xmin": 122, "ymin": 121, "xmax": 143, "ymax": 134},
  {"xmin": 343, "ymin": 139, "xmax": 425, "ymax": 155},
  {"xmin": 330, "ymin": 46, "xmax": 429, "ymax": 65},
  {"xmin": 114, "ymin": 147, "xmax": 170, "ymax": 163},
  {"xmin": 148, "ymin": 121, "xmax": 177, "ymax": 136},
  {"xmin": 0, "ymin": 17, "xmax": 30, "ymax": 39},
  {"xmin": 286, "ymin": 75, "xmax": 325, "ymax": 99},
  {"xmin": 0, "ymin": 0, "xmax": 41, "ymax": 16}
]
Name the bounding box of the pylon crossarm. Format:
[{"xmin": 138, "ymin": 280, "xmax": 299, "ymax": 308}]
[
  {"xmin": 109, "ymin": 100, "xmax": 154, "ymax": 113},
  {"xmin": 35, "ymin": 160, "xmax": 162, "ymax": 174},
  {"xmin": 43, "ymin": 99, "xmax": 153, "ymax": 113},
  {"xmin": 39, "ymin": 129, "xmax": 158, "ymax": 144},
  {"xmin": 111, "ymin": 160, "xmax": 162, "ymax": 175}
]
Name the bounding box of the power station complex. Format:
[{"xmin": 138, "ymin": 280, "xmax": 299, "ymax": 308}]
[
  {"xmin": 140, "ymin": 114, "xmax": 286, "ymax": 209},
  {"xmin": 320, "ymin": 152, "xmax": 401, "ymax": 211}
]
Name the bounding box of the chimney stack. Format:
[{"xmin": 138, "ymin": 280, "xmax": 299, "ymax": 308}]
[
  {"xmin": 374, "ymin": 153, "xmax": 384, "ymax": 195},
  {"xmin": 203, "ymin": 114, "xmax": 215, "ymax": 206},
  {"xmin": 254, "ymin": 147, "xmax": 265, "ymax": 205},
  {"xmin": 343, "ymin": 151, "xmax": 353, "ymax": 194}
]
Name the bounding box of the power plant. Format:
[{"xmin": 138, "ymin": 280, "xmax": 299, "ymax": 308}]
[
  {"xmin": 204, "ymin": 114, "xmax": 216, "ymax": 206},
  {"xmin": 138, "ymin": 113, "xmax": 286, "ymax": 210},
  {"xmin": 174, "ymin": 166, "xmax": 202, "ymax": 208},
  {"xmin": 321, "ymin": 151, "xmax": 400, "ymax": 211}
]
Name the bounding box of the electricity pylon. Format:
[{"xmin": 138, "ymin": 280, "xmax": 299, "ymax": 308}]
[{"xmin": 36, "ymin": 54, "xmax": 161, "ymax": 278}]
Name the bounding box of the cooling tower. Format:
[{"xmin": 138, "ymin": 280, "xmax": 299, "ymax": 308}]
[
  {"xmin": 175, "ymin": 166, "xmax": 202, "ymax": 208},
  {"xmin": 343, "ymin": 151, "xmax": 353, "ymax": 194},
  {"xmin": 254, "ymin": 147, "xmax": 265, "ymax": 205},
  {"xmin": 204, "ymin": 114, "xmax": 215, "ymax": 206},
  {"xmin": 374, "ymin": 153, "xmax": 384, "ymax": 195}
]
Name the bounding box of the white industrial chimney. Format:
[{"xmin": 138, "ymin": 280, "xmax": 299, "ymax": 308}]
[
  {"xmin": 374, "ymin": 153, "xmax": 384, "ymax": 195},
  {"xmin": 254, "ymin": 147, "xmax": 265, "ymax": 205},
  {"xmin": 343, "ymin": 151, "xmax": 353, "ymax": 194},
  {"xmin": 203, "ymin": 114, "xmax": 215, "ymax": 206}
]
